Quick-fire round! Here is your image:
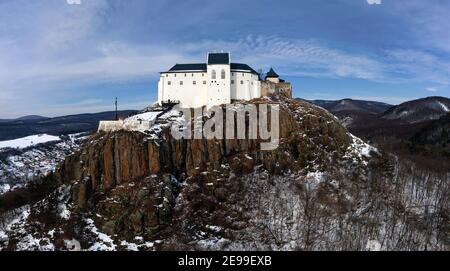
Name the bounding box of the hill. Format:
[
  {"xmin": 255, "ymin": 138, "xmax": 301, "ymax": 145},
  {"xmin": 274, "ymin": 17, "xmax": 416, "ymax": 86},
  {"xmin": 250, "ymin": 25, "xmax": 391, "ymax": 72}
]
[
  {"xmin": 309, "ymin": 99, "xmax": 392, "ymax": 114},
  {"xmin": 381, "ymin": 96, "xmax": 450, "ymax": 123},
  {"xmin": 0, "ymin": 110, "xmax": 137, "ymax": 141},
  {"xmin": 0, "ymin": 95, "xmax": 447, "ymax": 251},
  {"xmin": 15, "ymin": 115, "xmax": 49, "ymax": 121},
  {"xmin": 308, "ymin": 96, "xmax": 450, "ymax": 170},
  {"xmin": 306, "ymin": 98, "xmax": 392, "ymax": 129},
  {"xmin": 409, "ymin": 114, "xmax": 450, "ymax": 158}
]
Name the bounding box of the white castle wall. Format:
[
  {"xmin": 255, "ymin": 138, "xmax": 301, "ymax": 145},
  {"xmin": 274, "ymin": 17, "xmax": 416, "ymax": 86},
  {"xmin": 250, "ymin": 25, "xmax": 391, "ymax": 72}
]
[
  {"xmin": 230, "ymin": 71, "xmax": 261, "ymax": 100},
  {"xmin": 158, "ymin": 72, "xmax": 208, "ymax": 108},
  {"xmin": 157, "ymin": 62, "xmax": 261, "ymax": 108},
  {"xmin": 207, "ymin": 64, "xmax": 231, "ymax": 107},
  {"xmin": 98, "ymin": 120, "xmax": 151, "ymax": 133}
]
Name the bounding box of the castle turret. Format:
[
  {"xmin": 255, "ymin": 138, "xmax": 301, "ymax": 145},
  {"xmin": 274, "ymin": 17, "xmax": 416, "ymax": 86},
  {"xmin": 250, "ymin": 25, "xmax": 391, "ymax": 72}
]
[{"xmin": 265, "ymin": 67, "xmax": 280, "ymax": 83}]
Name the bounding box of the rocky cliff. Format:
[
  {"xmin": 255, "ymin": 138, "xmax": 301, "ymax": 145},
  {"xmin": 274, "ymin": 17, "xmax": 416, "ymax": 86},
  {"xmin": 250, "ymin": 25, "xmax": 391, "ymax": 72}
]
[{"xmin": 1, "ymin": 95, "xmax": 448, "ymax": 251}]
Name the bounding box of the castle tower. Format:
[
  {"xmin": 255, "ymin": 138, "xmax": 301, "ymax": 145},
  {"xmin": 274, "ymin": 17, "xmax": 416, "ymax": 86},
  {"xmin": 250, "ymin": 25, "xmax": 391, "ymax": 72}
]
[
  {"xmin": 206, "ymin": 52, "xmax": 231, "ymax": 107},
  {"xmin": 265, "ymin": 67, "xmax": 280, "ymax": 83}
]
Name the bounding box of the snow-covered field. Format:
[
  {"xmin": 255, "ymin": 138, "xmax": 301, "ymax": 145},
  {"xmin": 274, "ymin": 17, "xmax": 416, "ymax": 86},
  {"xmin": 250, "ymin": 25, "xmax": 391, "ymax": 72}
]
[
  {"xmin": 0, "ymin": 134, "xmax": 61, "ymax": 150},
  {"xmin": 126, "ymin": 111, "xmax": 160, "ymax": 122},
  {"xmin": 0, "ymin": 133, "xmax": 88, "ymax": 195}
]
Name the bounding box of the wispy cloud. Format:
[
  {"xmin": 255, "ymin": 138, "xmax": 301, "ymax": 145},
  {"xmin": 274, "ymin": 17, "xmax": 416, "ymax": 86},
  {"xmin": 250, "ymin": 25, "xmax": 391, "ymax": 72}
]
[
  {"xmin": 66, "ymin": 0, "xmax": 82, "ymax": 5},
  {"xmin": 178, "ymin": 35, "xmax": 386, "ymax": 81},
  {"xmin": 1, "ymin": 32, "xmax": 449, "ymax": 117},
  {"xmin": 0, "ymin": 0, "xmax": 449, "ymax": 118},
  {"xmin": 366, "ymin": 0, "xmax": 382, "ymax": 5},
  {"xmin": 385, "ymin": 49, "xmax": 450, "ymax": 85}
]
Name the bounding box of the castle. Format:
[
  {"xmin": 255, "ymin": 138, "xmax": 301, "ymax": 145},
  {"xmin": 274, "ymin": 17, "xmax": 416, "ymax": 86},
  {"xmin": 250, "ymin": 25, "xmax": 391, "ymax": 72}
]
[
  {"xmin": 157, "ymin": 52, "xmax": 292, "ymax": 108},
  {"xmin": 98, "ymin": 52, "xmax": 292, "ymax": 133}
]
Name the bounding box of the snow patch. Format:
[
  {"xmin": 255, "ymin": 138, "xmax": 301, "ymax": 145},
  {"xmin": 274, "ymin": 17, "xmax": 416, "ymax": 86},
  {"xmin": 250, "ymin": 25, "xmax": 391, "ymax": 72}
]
[
  {"xmin": 0, "ymin": 134, "xmax": 61, "ymax": 149},
  {"xmin": 305, "ymin": 171, "xmax": 325, "ymax": 190},
  {"xmin": 64, "ymin": 239, "xmax": 81, "ymax": 251},
  {"xmin": 0, "ymin": 133, "xmax": 86, "ymax": 195},
  {"xmin": 344, "ymin": 134, "xmax": 378, "ymax": 165},
  {"xmin": 85, "ymin": 218, "xmax": 117, "ymax": 251},
  {"xmin": 437, "ymin": 101, "xmax": 449, "ymax": 112},
  {"xmin": 0, "ymin": 230, "xmax": 8, "ymax": 242},
  {"xmin": 366, "ymin": 240, "xmax": 382, "ymax": 251},
  {"xmin": 126, "ymin": 111, "xmax": 160, "ymax": 122},
  {"xmin": 120, "ymin": 240, "xmax": 139, "ymax": 251},
  {"xmin": 57, "ymin": 185, "xmax": 72, "ymax": 220},
  {"xmin": 0, "ymin": 184, "xmax": 10, "ymax": 194}
]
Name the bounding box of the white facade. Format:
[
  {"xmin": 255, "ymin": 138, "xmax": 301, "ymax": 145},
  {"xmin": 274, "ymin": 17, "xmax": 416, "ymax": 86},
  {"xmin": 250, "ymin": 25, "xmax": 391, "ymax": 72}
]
[
  {"xmin": 158, "ymin": 71, "xmax": 209, "ymax": 108},
  {"xmin": 230, "ymin": 71, "xmax": 261, "ymax": 101},
  {"xmin": 157, "ymin": 52, "xmax": 261, "ymax": 108}
]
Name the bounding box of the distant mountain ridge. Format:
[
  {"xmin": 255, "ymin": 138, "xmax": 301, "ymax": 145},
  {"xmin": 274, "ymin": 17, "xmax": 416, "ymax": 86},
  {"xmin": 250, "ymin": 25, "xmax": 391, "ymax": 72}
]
[
  {"xmin": 306, "ymin": 96, "xmax": 450, "ymax": 130},
  {"xmin": 0, "ymin": 110, "xmax": 137, "ymax": 141},
  {"xmin": 410, "ymin": 114, "xmax": 450, "ymax": 157},
  {"xmin": 15, "ymin": 115, "xmax": 49, "ymax": 121},
  {"xmin": 306, "ymin": 96, "xmax": 450, "ymax": 164},
  {"xmin": 381, "ymin": 96, "xmax": 450, "ymax": 123},
  {"xmin": 0, "ymin": 115, "xmax": 48, "ymax": 123},
  {"xmin": 308, "ymin": 98, "xmax": 393, "ymax": 114}
]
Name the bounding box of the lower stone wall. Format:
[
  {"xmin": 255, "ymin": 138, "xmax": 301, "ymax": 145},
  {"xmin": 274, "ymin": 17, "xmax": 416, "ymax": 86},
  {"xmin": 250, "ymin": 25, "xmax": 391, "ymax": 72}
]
[
  {"xmin": 261, "ymin": 81, "xmax": 292, "ymax": 98},
  {"xmin": 98, "ymin": 120, "xmax": 151, "ymax": 133}
]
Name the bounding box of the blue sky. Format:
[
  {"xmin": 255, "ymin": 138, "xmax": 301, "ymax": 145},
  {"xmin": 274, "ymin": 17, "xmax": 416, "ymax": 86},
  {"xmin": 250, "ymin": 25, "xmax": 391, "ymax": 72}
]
[{"xmin": 0, "ymin": 0, "xmax": 449, "ymax": 118}]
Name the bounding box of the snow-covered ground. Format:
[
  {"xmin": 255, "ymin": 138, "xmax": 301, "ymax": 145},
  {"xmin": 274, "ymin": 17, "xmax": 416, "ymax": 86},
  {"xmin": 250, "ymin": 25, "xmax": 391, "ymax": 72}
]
[
  {"xmin": 344, "ymin": 134, "xmax": 378, "ymax": 165},
  {"xmin": 0, "ymin": 133, "xmax": 88, "ymax": 195},
  {"xmin": 438, "ymin": 101, "xmax": 449, "ymax": 112},
  {"xmin": 0, "ymin": 134, "xmax": 61, "ymax": 150},
  {"xmin": 126, "ymin": 111, "xmax": 161, "ymax": 122}
]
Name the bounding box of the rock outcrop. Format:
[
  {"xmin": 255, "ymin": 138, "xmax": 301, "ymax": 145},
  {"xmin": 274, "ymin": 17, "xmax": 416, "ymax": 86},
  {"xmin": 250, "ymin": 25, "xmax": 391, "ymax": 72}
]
[
  {"xmin": 4, "ymin": 95, "xmax": 445, "ymax": 251},
  {"xmin": 43, "ymin": 96, "xmax": 350, "ymax": 240},
  {"xmin": 56, "ymin": 96, "xmax": 349, "ymax": 208}
]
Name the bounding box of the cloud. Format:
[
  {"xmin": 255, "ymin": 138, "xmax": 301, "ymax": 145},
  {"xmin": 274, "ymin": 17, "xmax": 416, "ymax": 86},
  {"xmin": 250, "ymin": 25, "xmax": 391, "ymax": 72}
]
[
  {"xmin": 66, "ymin": 0, "xmax": 82, "ymax": 5},
  {"xmin": 0, "ymin": 0, "xmax": 449, "ymax": 118},
  {"xmin": 426, "ymin": 87, "xmax": 437, "ymax": 92},
  {"xmin": 366, "ymin": 0, "xmax": 381, "ymax": 5},
  {"xmin": 387, "ymin": 1, "xmax": 450, "ymax": 53},
  {"xmin": 385, "ymin": 49, "xmax": 450, "ymax": 85},
  {"xmin": 0, "ymin": 34, "xmax": 388, "ymax": 96},
  {"xmin": 1, "ymin": 34, "xmax": 448, "ymax": 111},
  {"xmin": 180, "ymin": 35, "xmax": 386, "ymax": 81}
]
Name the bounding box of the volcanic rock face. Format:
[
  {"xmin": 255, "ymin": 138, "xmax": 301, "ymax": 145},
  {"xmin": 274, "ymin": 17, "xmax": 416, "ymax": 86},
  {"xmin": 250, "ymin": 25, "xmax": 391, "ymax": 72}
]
[
  {"xmin": 57, "ymin": 96, "xmax": 349, "ymax": 211},
  {"xmin": 1, "ymin": 95, "xmax": 448, "ymax": 251}
]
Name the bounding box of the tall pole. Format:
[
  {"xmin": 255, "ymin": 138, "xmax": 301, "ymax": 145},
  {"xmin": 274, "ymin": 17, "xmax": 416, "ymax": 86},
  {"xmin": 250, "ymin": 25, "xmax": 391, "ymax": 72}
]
[{"xmin": 115, "ymin": 97, "xmax": 118, "ymax": 120}]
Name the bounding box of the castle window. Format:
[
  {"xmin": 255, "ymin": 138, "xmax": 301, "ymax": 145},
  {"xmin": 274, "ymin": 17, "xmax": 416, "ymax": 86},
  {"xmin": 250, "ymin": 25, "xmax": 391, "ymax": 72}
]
[
  {"xmin": 193, "ymin": 81, "xmax": 196, "ymax": 85},
  {"xmin": 221, "ymin": 69, "xmax": 226, "ymax": 79},
  {"xmin": 232, "ymin": 72, "xmax": 234, "ymax": 76},
  {"xmin": 203, "ymin": 81, "xmax": 207, "ymax": 85},
  {"xmin": 192, "ymin": 73, "xmax": 194, "ymax": 77},
  {"xmin": 242, "ymin": 73, "xmax": 244, "ymax": 77},
  {"xmin": 212, "ymin": 70, "xmax": 216, "ymax": 79},
  {"xmin": 231, "ymin": 80, "xmax": 235, "ymax": 84},
  {"xmin": 240, "ymin": 80, "xmax": 244, "ymax": 85},
  {"xmin": 180, "ymin": 81, "xmax": 183, "ymax": 85},
  {"xmin": 168, "ymin": 81, "xmax": 171, "ymax": 85},
  {"xmin": 165, "ymin": 74, "xmax": 168, "ymax": 77},
  {"xmin": 202, "ymin": 73, "xmax": 205, "ymax": 77},
  {"xmin": 174, "ymin": 74, "xmax": 177, "ymax": 77},
  {"xmin": 184, "ymin": 73, "xmax": 187, "ymax": 77}
]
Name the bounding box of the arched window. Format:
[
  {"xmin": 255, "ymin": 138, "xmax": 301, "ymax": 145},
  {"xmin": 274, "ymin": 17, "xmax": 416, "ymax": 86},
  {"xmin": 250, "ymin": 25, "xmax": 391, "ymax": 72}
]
[
  {"xmin": 221, "ymin": 69, "xmax": 226, "ymax": 79},
  {"xmin": 211, "ymin": 70, "xmax": 216, "ymax": 79}
]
